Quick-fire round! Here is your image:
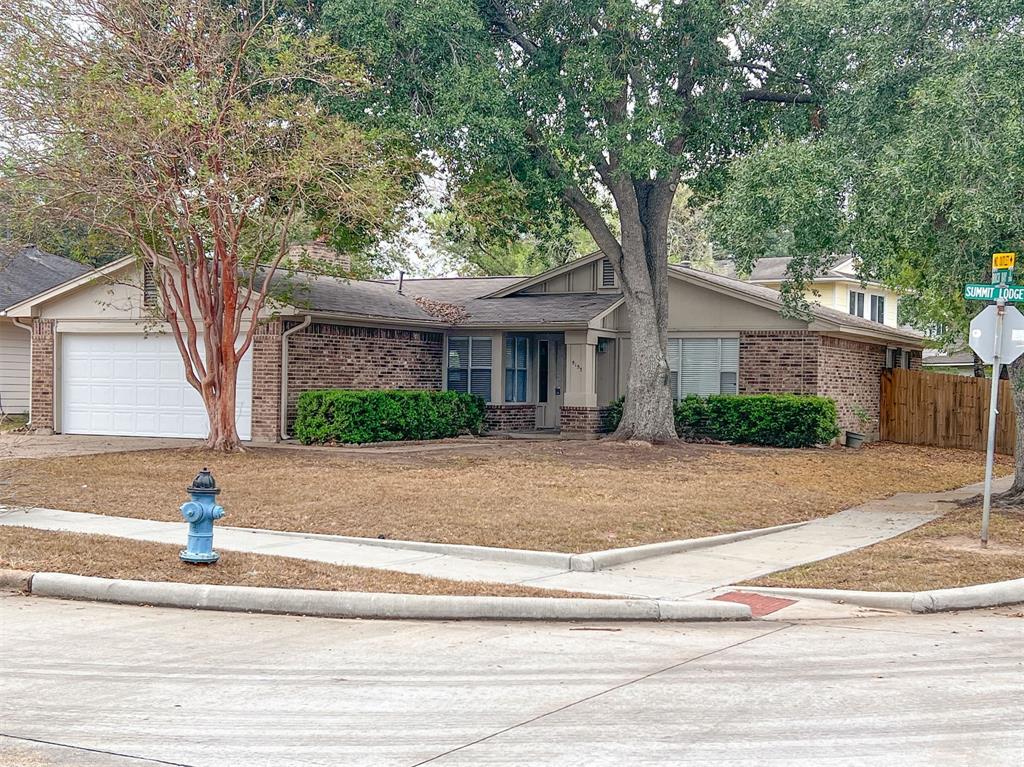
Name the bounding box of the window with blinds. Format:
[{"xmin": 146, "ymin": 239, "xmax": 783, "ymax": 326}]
[
  {"xmin": 870, "ymin": 294, "xmax": 885, "ymax": 323},
  {"xmin": 667, "ymin": 338, "xmax": 739, "ymax": 400},
  {"xmin": 504, "ymin": 335, "xmax": 529, "ymax": 402},
  {"xmin": 447, "ymin": 336, "xmax": 492, "ymax": 401},
  {"xmin": 600, "ymin": 258, "xmax": 617, "ymax": 288}
]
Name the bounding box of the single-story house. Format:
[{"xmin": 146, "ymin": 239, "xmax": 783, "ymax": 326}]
[
  {"xmin": 0, "ymin": 245, "xmax": 91, "ymax": 417},
  {"xmin": 1, "ymin": 250, "xmax": 923, "ymax": 441}
]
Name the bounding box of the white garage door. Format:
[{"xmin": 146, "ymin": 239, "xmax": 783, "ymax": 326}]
[{"xmin": 61, "ymin": 333, "xmax": 252, "ymax": 440}]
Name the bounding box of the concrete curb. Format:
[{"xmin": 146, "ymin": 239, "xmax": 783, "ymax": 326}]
[
  {"xmin": 17, "ymin": 571, "xmax": 752, "ymax": 622},
  {"xmin": 224, "ymin": 526, "xmax": 575, "ymax": 570},
  {"xmin": 0, "ymin": 568, "xmax": 33, "ymax": 592},
  {"xmin": 738, "ymin": 578, "xmax": 1024, "ymax": 613},
  {"xmin": 569, "ymin": 521, "xmax": 810, "ymax": 572}
]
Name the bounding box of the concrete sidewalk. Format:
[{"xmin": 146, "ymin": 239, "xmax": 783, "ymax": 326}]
[{"xmin": 2, "ymin": 476, "xmax": 1000, "ymax": 600}]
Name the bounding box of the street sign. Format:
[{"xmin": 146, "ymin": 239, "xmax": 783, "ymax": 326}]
[
  {"xmin": 969, "ymin": 304, "xmax": 1024, "ymax": 364},
  {"xmin": 963, "ymin": 283, "xmax": 1024, "ymax": 302},
  {"xmin": 993, "ymin": 252, "xmax": 1016, "ymax": 270}
]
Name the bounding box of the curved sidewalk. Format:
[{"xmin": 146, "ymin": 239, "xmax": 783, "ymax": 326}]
[{"xmin": 0, "ymin": 476, "xmax": 1003, "ymax": 600}]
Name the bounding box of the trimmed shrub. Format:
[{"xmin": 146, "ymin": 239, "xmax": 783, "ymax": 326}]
[
  {"xmin": 603, "ymin": 396, "xmax": 625, "ymax": 432},
  {"xmin": 602, "ymin": 394, "xmax": 839, "ymax": 447},
  {"xmin": 293, "ymin": 390, "xmax": 486, "ymax": 445},
  {"xmin": 676, "ymin": 394, "xmax": 839, "ymax": 447}
]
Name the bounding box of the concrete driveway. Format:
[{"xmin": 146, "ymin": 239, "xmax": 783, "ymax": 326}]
[
  {"xmin": 1, "ymin": 595, "xmax": 1021, "ymax": 766},
  {"xmin": 0, "ymin": 433, "xmax": 203, "ymax": 460}
]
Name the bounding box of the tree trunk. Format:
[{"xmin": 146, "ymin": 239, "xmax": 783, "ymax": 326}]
[
  {"xmin": 973, "ymin": 352, "xmax": 985, "ymax": 378},
  {"xmin": 993, "ymin": 355, "xmax": 1024, "ymax": 506},
  {"xmin": 203, "ymin": 352, "xmax": 242, "ymax": 452},
  {"xmin": 610, "ymin": 194, "xmax": 676, "ymax": 443}
]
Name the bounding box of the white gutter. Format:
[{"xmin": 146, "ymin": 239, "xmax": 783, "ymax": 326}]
[
  {"xmin": 279, "ymin": 314, "xmax": 312, "ymax": 440},
  {"xmin": 10, "ymin": 318, "xmax": 33, "ymax": 424}
]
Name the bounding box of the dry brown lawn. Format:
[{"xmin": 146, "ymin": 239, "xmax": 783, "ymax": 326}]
[
  {"xmin": 0, "ymin": 526, "xmax": 593, "ymax": 597},
  {"xmin": 746, "ymin": 506, "xmax": 1024, "ymax": 591},
  {"xmin": 5, "ymin": 440, "xmax": 1011, "ymax": 553}
]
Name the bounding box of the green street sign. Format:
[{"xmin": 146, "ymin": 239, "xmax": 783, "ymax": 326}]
[
  {"xmin": 964, "ymin": 283, "xmax": 1024, "ymax": 302},
  {"xmin": 994, "ymin": 269, "xmax": 1014, "ymax": 285}
]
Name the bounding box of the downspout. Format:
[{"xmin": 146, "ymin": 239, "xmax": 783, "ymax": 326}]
[
  {"xmin": 280, "ymin": 313, "xmax": 311, "ymax": 440},
  {"xmin": 279, "ymin": 314, "xmax": 312, "ymax": 440},
  {"xmin": 10, "ymin": 317, "xmax": 33, "ymax": 423}
]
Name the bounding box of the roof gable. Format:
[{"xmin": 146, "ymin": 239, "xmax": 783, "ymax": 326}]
[{"xmin": 0, "ymin": 245, "xmax": 92, "ymax": 312}]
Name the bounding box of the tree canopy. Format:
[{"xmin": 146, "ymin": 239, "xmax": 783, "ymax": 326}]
[
  {"xmin": 711, "ymin": 0, "xmax": 1023, "ymax": 334},
  {"xmin": 0, "ymin": 0, "xmax": 420, "ymax": 449},
  {"xmin": 319, "ymin": 0, "xmax": 815, "ymax": 439}
]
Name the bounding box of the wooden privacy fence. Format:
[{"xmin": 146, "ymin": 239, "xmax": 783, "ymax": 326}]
[{"xmin": 880, "ymin": 368, "xmax": 1016, "ymax": 454}]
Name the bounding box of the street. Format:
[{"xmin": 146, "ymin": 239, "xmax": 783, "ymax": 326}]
[{"xmin": 0, "ymin": 594, "xmax": 1021, "ymax": 766}]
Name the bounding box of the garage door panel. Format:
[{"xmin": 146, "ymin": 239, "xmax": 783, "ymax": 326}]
[{"xmin": 61, "ymin": 333, "xmax": 252, "ymax": 440}]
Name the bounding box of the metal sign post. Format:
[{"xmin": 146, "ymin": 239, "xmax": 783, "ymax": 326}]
[
  {"xmin": 980, "ymin": 298, "xmax": 1005, "ymax": 548},
  {"xmin": 966, "ymin": 253, "xmax": 1021, "ymax": 548}
]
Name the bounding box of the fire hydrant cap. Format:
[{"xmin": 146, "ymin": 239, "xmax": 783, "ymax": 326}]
[{"xmin": 187, "ymin": 467, "xmax": 221, "ymax": 495}]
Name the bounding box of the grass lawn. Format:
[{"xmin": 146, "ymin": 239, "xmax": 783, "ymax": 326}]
[
  {"xmin": 4, "ymin": 440, "xmax": 1010, "ymax": 553},
  {"xmin": 745, "ymin": 506, "xmax": 1024, "ymax": 591},
  {"xmin": 0, "ymin": 527, "xmax": 593, "ymax": 598},
  {"xmin": 0, "ymin": 415, "xmax": 28, "ymax": 433}
]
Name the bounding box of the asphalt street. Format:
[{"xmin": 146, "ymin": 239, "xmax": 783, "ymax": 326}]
[{"xmin": 0, "ymin": 593, "xmax": 1021, "ymax": 766}]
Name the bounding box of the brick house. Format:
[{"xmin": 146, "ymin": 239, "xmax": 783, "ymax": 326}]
[
  {"xmin": 0, "ymin": 245, "xmax": 91, "ymax": 418},
  {"xmin": 1, "ymin": 251, "xmax": 923, "ymax": 442}
]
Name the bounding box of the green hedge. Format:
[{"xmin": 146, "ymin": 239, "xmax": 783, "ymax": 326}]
[
  {"xmin": 605, "ymin": 394, "xmax": 839, "ymax": 448},
  {"xmin": 293, "ymin": 390, "xmax": 486, "ymax": 445}
]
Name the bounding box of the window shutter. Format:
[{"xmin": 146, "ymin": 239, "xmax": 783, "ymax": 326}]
[
  {"xmin": 601, "ymin": 258, "xmax": 616, "ymax": 288},
  {"xmin": 681, "ymin": 339, "xmax": 721, "ymax": 396}
]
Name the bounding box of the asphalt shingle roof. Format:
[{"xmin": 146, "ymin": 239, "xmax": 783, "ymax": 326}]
[
  {"xmin": 272, "ymin": 272, "xmax": 620, "ymax": 327},
  {"xmin": 716, "ymin": 255, "xmax": 850, "ymax": 282},
  {"xmin": 0, "ymin": 245, "xmax": 92, "ymax": 311},
  {"xmin": 673, "ymin": 265, "xmax": 924, "ymax": 344}
]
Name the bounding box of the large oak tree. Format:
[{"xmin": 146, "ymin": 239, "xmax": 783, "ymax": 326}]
[{"xmin": 321, "ymin": 0, "xmax": 805, "ymax": 441}]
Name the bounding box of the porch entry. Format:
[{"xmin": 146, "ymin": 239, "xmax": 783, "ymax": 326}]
[{"xmin": 504, "ymin": 332, "xmax": 565, "ymax": 429}]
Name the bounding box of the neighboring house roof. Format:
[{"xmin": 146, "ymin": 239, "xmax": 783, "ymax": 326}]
[
  {"xmin": 716, "ymin": 255, "xmax": 879, "ymax": 284},
  {"xmin": 923, "ymin": 350, "xmax": 975, "ymax": 367},
  {"xmin": 0, "ymin": 245, "xmax": 92, "ymax": 312}
]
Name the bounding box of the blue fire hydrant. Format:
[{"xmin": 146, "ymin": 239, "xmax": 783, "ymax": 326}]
[{"xmin": 180, "ymin": 467, "xmax": 225, "ymax": 564}]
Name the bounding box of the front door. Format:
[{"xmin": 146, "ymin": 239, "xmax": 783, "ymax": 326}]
[{"xmin": 535, "ymin": 337, "xmax": 564, "ymax": 429}]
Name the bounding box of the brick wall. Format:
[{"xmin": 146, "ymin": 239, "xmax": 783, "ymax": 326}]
[
  {"xmin": 908, "ymin": 349, "xmax": 923, "ymax": 370},
  {"xmin": 285, "ymin": 322, "xmax": 443, "ymax": 428},
  {"xmin": 251, "ymin": 319, "xmax": 282, "ymax": 442},
  {"xmin": 484, "ymin": 404, "xmax": 537, "ymax": 432},
  {"xmin": 817, "ymin": 335, "xmax": 887, "ymax": 437},
  {"xmin": 739, "ymin": 331, "xmax": 819, "ymax": 395},
  {"xmin": 559, "ymin": 406, "xmax": 611, "ymax": 434},
  {"xmin": 29, "ymin": 319, "xmax": 54, "ymax": 432}
]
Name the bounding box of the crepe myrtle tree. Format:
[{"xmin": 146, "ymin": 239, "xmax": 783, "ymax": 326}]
[
  {"xmin": 0, "ymin": 0, "xmax": 418, "ymax": 451},
  {"xmin": 321, "ymin": 0, "xmax": 815, "ymax": 442}
]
